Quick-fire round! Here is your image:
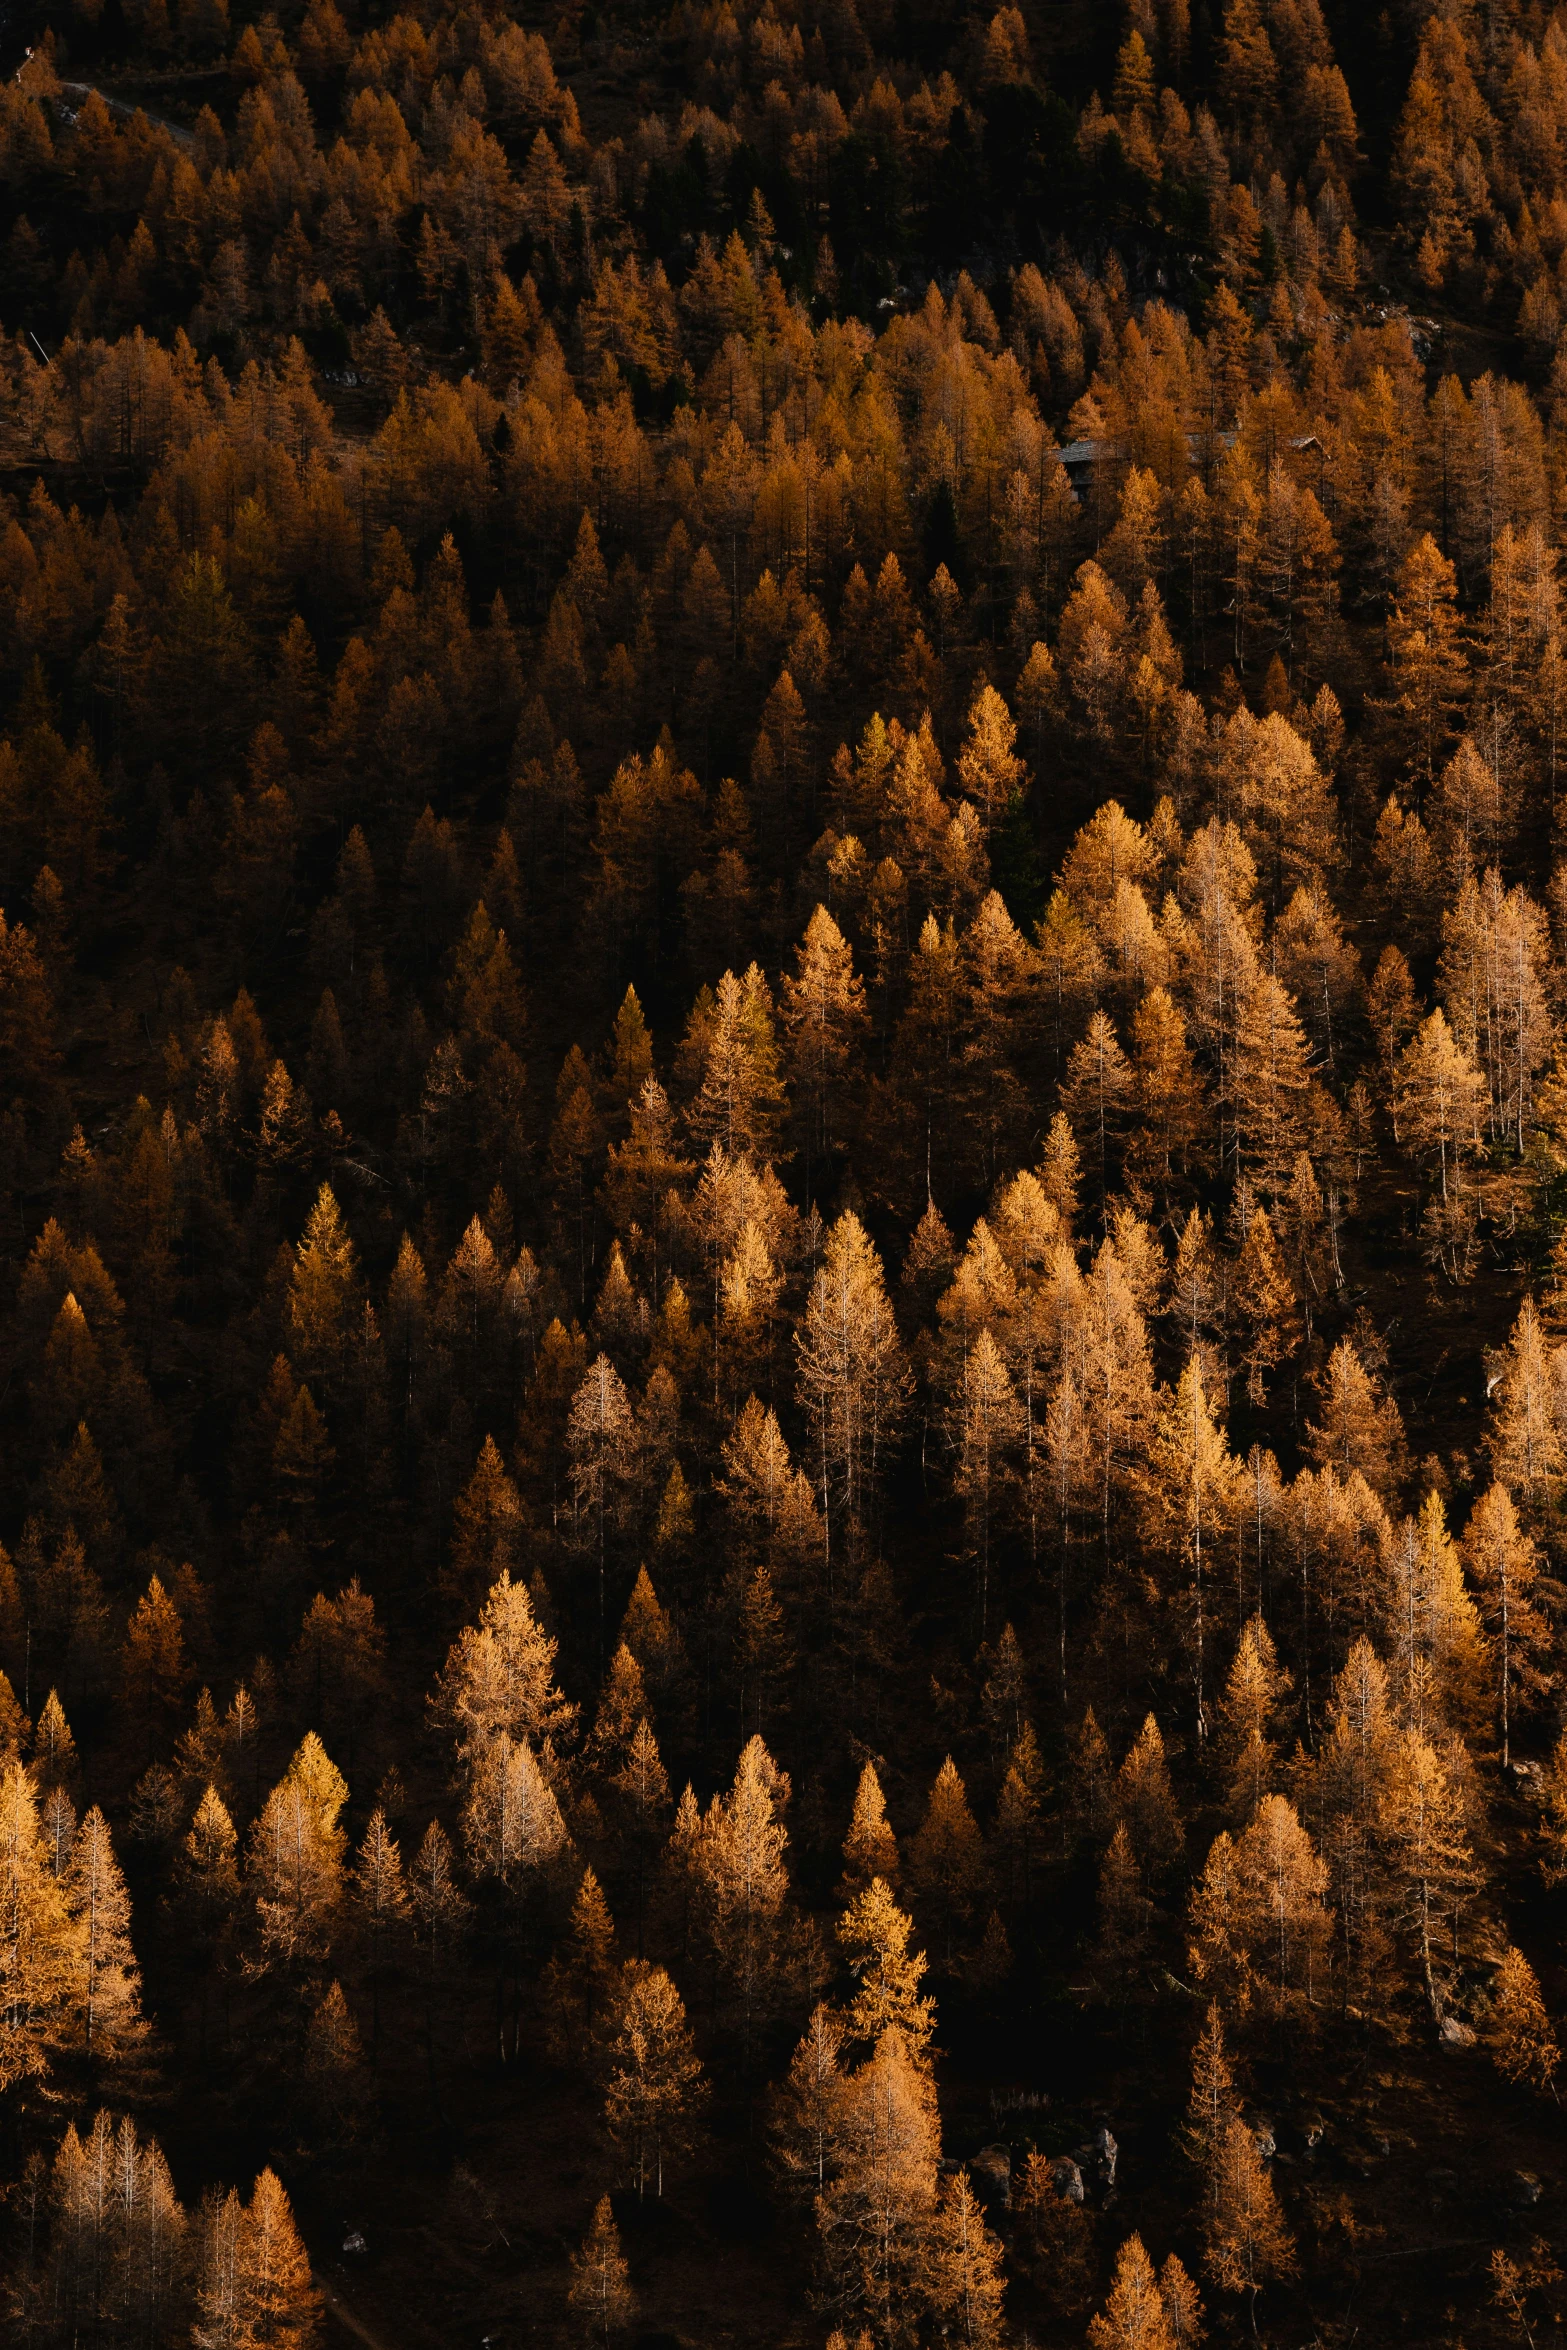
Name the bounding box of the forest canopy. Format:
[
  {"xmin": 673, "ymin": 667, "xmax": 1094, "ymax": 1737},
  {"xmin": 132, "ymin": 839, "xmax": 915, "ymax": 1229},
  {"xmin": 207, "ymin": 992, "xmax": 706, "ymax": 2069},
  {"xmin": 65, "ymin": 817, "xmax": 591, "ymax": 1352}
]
[{"xmin": 1, "ymin": 0, "xmax": 1567, "ymax": 2346}]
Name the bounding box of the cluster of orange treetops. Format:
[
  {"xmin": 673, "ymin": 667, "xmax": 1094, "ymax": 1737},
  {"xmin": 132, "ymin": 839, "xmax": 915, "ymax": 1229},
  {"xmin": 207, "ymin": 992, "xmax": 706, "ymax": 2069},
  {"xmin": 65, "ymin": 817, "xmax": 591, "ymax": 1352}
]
[{"xmin": 4, "ymin": 0, "xmax": 1567, "ymax": 2345}]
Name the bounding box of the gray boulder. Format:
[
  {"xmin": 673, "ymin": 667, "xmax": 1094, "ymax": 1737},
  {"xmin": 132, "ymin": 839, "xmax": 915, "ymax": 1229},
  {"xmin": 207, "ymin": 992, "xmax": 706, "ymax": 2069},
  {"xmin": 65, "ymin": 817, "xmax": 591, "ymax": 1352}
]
[
  {"xmin": 1070, "ymin": 2127, "xmax": 1118, "ymax": 2194},
  {"xmin": 968, "ymin": 2145, "xmax": 1011, "ymax": 2211}
]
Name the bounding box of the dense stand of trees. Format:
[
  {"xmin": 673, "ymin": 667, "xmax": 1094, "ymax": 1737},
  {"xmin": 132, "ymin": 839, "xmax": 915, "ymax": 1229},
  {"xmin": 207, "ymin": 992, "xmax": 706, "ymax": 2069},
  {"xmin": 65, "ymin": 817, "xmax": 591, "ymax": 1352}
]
[{"xmin": 2, "ymin": 0, "xmax": 1567, "ymax": 2344}]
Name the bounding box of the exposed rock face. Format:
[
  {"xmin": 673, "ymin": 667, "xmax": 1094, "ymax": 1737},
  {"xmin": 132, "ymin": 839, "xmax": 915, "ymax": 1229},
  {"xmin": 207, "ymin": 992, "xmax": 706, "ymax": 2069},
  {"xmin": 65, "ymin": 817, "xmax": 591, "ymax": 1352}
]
[{"xmin": 1048, "ymin": 2156, "xmax": 1085, "ymax": 2205}]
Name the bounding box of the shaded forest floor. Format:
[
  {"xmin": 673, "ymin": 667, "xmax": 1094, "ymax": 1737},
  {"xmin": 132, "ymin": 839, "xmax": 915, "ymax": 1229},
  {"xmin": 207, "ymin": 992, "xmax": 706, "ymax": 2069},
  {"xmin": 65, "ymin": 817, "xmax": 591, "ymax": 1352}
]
[{"xmin": 259, "ymin": 1955, "xmax": 1567, "ymax": 2350}]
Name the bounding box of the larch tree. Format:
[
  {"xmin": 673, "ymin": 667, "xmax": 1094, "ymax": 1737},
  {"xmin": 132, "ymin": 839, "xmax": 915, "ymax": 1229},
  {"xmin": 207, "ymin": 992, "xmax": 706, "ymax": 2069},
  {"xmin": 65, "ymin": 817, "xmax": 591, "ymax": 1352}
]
[
  {"xmin": 1303, "ymin": 1339, "xmax": 1407, "ymax": 1504},
  {"xmin": 569, "ymin": 2196, "xmax": 636, "ymax": 2346},
  {"xmin": 602, "ymin": 1961, "xmax": 706, "ymax": 2198},
  {"xmin": 1538, "ymin": 1723, "xmax": 1567, "ymax": 1889},
  {"xmin": 839, "ymin": 1760, "xmax": 900, "ymax": 1900},
  {"xmin": 1231, "ymin": 1207, "xmax": 1300, "ymax": 1405},
  {"xmin": 1039, "ymin": 1107, "xmax": 1084, "ymax": 1230},
  {"xmin": 587, "ymin": 1645, "xmax": 651, "ymax": 1780},
  {"xmin": 1068, "ymin": 1707, "xmax": 1115, "ymax": 1854},
  {"xmin": 192, "ymin": 2187, "xmax": 247, "ymax": 2350},
  {"xmin": 1216, "ymin": 1615, "xmax": 1291, "ymax": 1823},
  {"xmin": 33, "ymin": 1689, "xmax": 81, "ymax": 1794},
  {"xmin": 620, "ymin": 1564, "xmax": 690, "ymax": 1711},
  {"xmin": 838, "ymin": 1877, "xmax": 935, "ymax": 2055},
  {"xmin": 1489, "ymin": 1946, "xmax": 1560, "ymax": 2098},
  {"xmin": 1378, "ymin": 1725, "xmax": 1479, "ymax": 2020},
  {"xmin": 917, "ymin": 2168, "xmax": 1008, "ymax": 2348},
  {"xmin": 289, "ymin": 1580, "xmax": 387, "ymax": 1782},
  {"xmin": 0, "ymin": 1668, "xmax": 27, "ymax": 1764},
  {"xmin": 171, "ymin": 1786, "xmax": 242, "ymax": 2052},
  {"xmin": 733, "ymin": 1559, "xmax": 792, "ymax": 1738},
  {"xmin": 1116, "ymin": 1715, "xmax": 1184, "ymax": 1879},
  {"xmin": 1304, "ymin": 1638, "xmax": 1399, "ymax": 2020},
  {"xmin": 717, "ymin": 1220, "xmax": 784, "ymax": 1414},
  {"xmin": 1, "ymin": 1760, "xmax": 85, "ymax": 2102},
  {"xmin": 1078, "ymin": 1237, "xmax": 1159, "ymax": 1565},
  {"xmin": 431, "ymin": 1566, "xmax": 577, "ymax": 1775},
  {"xmin": 1140, "ymin": 1357, "xmax": 1243, "ymax": 1740},
  {"xmin": 653, "ymin": 1782, "xmax": 707, "ymax": 1971},
  {"xmin": 302, "ymin": 1979, "xmax": 372, "ymax": 2151},
  {"xmin": 1159, "ymin": 2252, "xmax": 1205, "ymax": 2347},
  {"xmin": 1488, "ymin": 2242, "xmax": 1567, "ymax": 2345},
  {"xmin": 462, "ymin": 1729, "xmax": 570, "ymax": 2057},
  {"xmin": 193, "ymin": 2163, "xmax": 320, "ymax": 2350},
  {"xmin": 241, "ymin": 2168, "xmax": 321, "ymax": 2350},
  {"xmin": 409, "ymin": 1819, "xmax": 470, "ymax": 2081},
  {"xmin": 1462, "ymin": 1482, "xmax": 1548, "ymax": 1765},
  {"xmin": 116, "ymin": 1574, "xmax": 189, "ymax": 1772},
  {"xmin": 248, "ymin": 1734, "xmax": 349, "ymax": 1977},
  {"xmin": 956, "ymin": 682, "xmax": 1025, "ymax": 830},
  {"xmin": 96, "ymin": 2112, "xmax": 188, "ymax": 2345},
  {"xmin": 1231, "ymin": 1796, "xmax": 1330, "ymax": 2041},
  {"xmin": 607, "ymin": 986, "xmax": 654, "ymax": 1118},
  {"xmin": 687, "ymin": 964, "xmax": 789, "ymax": 1163},
  {"xmin": 567, "ymin": 1355, "xmax": 640, "ymax": 1661},
  {"xmin": 1183, "ymin": 2004, "xmax": 1238, "ymax": 2236},
  {"xmin": 908, "ymin": 1758, "xmax": 990, "ymax": 1970},
  {"xmin": 608, "ymin": 1716, "xmax": 672, "ymax": 1962},
  {"xmin": 1486, "ymin": 1296, "xmax": 1565, "ymax": 1529},
  {"xmin": 1381, "ymin": 1487, "xmax": 1487, "ymax": 1733},
  {"xmin": 814, "ymin": 2026, "xmax": 940, "ymax": 2349},
  {"xmin": 771, "ymin": 2002, "xmax": 847, "ymax": 2204},
  {"xmin": 445, "ymin": 1435, "xmax": 527, "ymax": 1600},
  {"xmin": 782, "ymin": 903, "xmax": 869, "ymax": 1197},
  {"xmin": 45, "ymin": 2110, "xmax": 136, "ymax": 2348},
  {"xmin": 958, "ymin": 891, "xmax": 1038, "ymax": 1191},
  {"xmin": 348, "ymin": 1808, "xmax": 409, "ymax": 2061},
  {"xmin": 795, "ymin": 1211, "xmax": 911, "ymax": 1582},
  {"xmin": 1367, "ymin": 943, "xmax": 1422, "ymax": 1116},
  {"xmin": 286, "ymin": 1182, "xmax": 362, "ymax": 1401},
  {"xmin": 544, "ymin": 1865, "xmax": 619, "ymax": 2065},
  {"xmin": 719, "ymin": 1397, "xmax": 822, "ymax": 1577},
  {"xmin": 66, "ymin": 1806, "xmax": 145, "ymax": 2074},
  {"xmin": 952, "ymin": 1327, "xmax": 1021, "ymax": 1640},
  {"xmin": 1061, "ymin": 1009, "xmax": 1135, "ymax": 1207},
  {"xmin": 1395, "ymin": 1006, "xmax": 1484, "ymax": 1200},
  {"xmin": 699, "ymin": 1734, "xmax": 792, "ymax": 2061},
  {"xmin": 1015, "ymin": 641, "xmax": 1063, "ymax": 769},
  {"xmin": 994, "ymin": 1728, "xmax": 1045, "ymax": 1913},
  {"xmin": 1089, "ymin": 2232, "xmax": 1175, "ymax": 2350},
  {"xmin": 40, "ymin": 1781, "xmax": 78, "ymax": 1890},
  {"xmin": 1229, "ymin": 970, "xmax": 1313, "ymax": 1196},
  {"xmin": 1202, "ymin": 2114, "xmax": 1295, "ymax": 2333},
  {"xmin": 1127, "ymin": 985, "xmax": 1209, "ymax": 1197},
  {"xmin": 1436, "ymin": 870, "xmax": 1553, "ymax": 1151},
  {"xmin": 1089, "ymin": 1824, "xmax": 1154, "ymax": 2016},
  {"xmin": 1382, "ymin": 533, "xmax": 1468, "ymax": 790},
  {"xmin": 1167, "ymin": 1210, "xmax": 1224, "ymax": 1361}
]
